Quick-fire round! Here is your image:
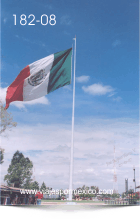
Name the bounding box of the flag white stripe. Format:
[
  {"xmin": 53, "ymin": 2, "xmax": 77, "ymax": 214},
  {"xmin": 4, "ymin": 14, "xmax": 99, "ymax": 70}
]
[{"xmin": 23, "ymin": 54, "xmax": 54, "ymax": 101}]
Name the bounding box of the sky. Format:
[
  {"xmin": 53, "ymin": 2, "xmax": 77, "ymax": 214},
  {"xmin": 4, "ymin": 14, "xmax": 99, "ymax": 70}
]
[{"xmin": 0, "ymin": 0, "xmax": 139, "ymax": 194}]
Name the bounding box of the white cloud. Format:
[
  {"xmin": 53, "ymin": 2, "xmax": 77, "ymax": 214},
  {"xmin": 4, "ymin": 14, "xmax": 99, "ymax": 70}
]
[
  {"xmin": 1, "ymin": 118, "xmax": 139, "ymax": 191},
  {"xmin": 60, "ymin": 15, "xmax": 71, "ymax": 25},
  {"xmin": 0, "ymin": 86, "xmax": 50, "ymax": 109},
  {"xmin": 15, "ymin": 35, "xmax": 47, "ymax": 48},
  {"xmin": 76, "ymin": 76, "xmax": 90, "ymax": 83},
  {"xmin": 108, "ymin": 92, "xmax": 116, "ymax": 97},
  {"xmin": 3, "ymin": 18, "xmax": 7, "ymax": 24},
  {"xmin": 63, "ymin": 31, "xmax": 70, "ymax": 35},
  {"xmin": 45, "ymin": 4, "xmax": 52, "ymax": 10},
  {"xmin": 86, "ymin": 168, "xmax": 94, "ymax": 173},
  {"xmin": 112, "ymin": 96, "xmax": 122, "ymax": 102},
  {"xmin": 11, "ymin": 96, "xmax": 50, "ymax": 109},
  {"xmin": 82, "ymin": 83, "xmax": 114, "ymax": 96},
  {"xmin": 112, "ymin": 40, "xmax": 121, "ymax": 47},
  {"xmin": 63, "ymin": 85, "xmax": 72, "ymax": 91},
  {"xmin": 0, "ymin": 86, "xmax": 7, "ymax": 103}
]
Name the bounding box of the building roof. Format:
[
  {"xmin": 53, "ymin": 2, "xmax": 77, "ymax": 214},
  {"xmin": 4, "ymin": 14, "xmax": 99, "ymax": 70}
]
[
  {"xmin": 0, "ymin": 185, "xmax": 41, "ymax": 195},
  {"xmin": 0, "ymin": 185, "xmax": 21, "ymax": 192},
  {"xmin": 0, "ymin": 185, "xmax": 20, "ymax": 192}
]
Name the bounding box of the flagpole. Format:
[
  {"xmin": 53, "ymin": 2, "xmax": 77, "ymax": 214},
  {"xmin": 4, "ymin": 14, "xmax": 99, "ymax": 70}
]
[{"xmin": 69, "ymin": 36, "xmax": 76, "ymax": 201}]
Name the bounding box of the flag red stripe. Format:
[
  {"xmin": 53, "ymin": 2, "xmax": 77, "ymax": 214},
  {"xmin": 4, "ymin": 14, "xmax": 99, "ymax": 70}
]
[{"xmin": 5, "ymin": 65, "xmax": 30, "ymax": 109}]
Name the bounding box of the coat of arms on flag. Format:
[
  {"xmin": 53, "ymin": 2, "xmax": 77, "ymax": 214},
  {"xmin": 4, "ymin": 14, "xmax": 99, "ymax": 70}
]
[{"xmin": 28, "ymin": 69, "xmax": 47, "ymax": 86}]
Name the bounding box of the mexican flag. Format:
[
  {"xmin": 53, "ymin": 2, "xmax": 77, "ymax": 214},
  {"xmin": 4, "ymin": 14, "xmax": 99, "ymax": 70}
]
[{"xmin": 5, "ymin": 48, "xmax": 72, "ymax": 109}]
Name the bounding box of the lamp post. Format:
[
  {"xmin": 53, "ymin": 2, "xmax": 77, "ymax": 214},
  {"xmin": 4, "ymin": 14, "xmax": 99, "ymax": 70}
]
[{"xmin": 133, "ymin": 167, "xmax": 136, "ymax": 193}]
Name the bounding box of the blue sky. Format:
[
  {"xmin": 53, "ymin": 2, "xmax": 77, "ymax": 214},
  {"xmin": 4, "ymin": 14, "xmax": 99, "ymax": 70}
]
[{"xmin": 1, "ymin": 0, "xmax": 139, "ymax": 193}]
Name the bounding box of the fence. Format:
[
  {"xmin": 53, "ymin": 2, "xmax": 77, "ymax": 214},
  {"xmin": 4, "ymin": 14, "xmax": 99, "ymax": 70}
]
[{"xmin": 104, "ymin": 200, "xmax": 128, "ymax": 205}]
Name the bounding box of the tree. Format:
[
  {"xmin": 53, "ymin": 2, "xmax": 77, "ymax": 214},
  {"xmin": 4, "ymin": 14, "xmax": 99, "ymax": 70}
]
[
  {"xmin": 0, "ymin": 101, "xmax": 17, "ymax": 164},
  {"xmin": 40, "ymin": 182, "xmax": 47, "ymax": 191},
  {"xmin": 135, "ymin": 193, "xmax": 139, "ymax": 200},
  {"xmin": 91, "ymin": 186, "xmax": 99, "ymax": 193},
  {"xmin": 81, "ymin": 185, "xmax": 86, "ymax": 198},
  {"xmin": 82, "ymin": 185, "xmax": 85, "ymax": 190},
  {"xmin": 58, "ymin": 189, "xmax": 66, "ymax": 200},
  {"xmin": 23, "ymin": 178, "xmax": 33, "ymax": 189},
  {"xmin": 111, "ymin": 193, "xmax": 120, "ymax": 199},
  {"xmin": 122, "ymin": 192, "xmax": 126, "ymax": 198},
  {"xmin": 4, "ymin": 150, "xmax": 33, "ymax": 188},
  {"xmin": 0, "ymin": 101, "xmax": 17, "ymax": 135},
  {"xmin": 30, "ymin": 181, "xmax": 39, "ymax": 190},
  {"xmin": 0, "ymin": 147, "xmax": 4, "ymax": 164}
]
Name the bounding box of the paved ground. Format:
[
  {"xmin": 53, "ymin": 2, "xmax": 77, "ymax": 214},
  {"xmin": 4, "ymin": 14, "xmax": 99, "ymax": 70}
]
[
  {"xmin": 41, "ymin": 202, "xmax": 105, "ymax": 205},
  {"xmin": 14, "ymin": 203, "xmax": 129, "ymax": 212},
  {"xmin": 2, "ymin": 204, "xmax": 133, "ymax": 217}
]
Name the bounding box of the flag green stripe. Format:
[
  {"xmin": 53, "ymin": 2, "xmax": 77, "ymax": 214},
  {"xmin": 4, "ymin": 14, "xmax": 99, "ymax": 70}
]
[{"xmin": 47, "ymin": 48, "xmax": 72, "ymax": 94}]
